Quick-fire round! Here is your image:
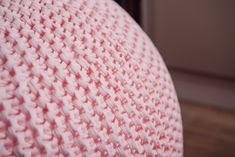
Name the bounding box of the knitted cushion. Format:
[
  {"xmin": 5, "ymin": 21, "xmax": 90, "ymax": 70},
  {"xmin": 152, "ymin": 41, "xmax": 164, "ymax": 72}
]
[{"xmin": 0, "ymin": 0, "xmax": 183, "ymax": 156}]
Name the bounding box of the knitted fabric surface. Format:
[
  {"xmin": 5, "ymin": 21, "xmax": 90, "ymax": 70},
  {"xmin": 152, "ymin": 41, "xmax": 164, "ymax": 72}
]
[{"xmin": 0, "ymin": 0, "xmax": 183, "ymax": 156}]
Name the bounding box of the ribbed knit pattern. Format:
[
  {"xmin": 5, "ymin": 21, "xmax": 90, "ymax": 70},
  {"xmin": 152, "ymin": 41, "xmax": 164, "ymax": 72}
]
[{"xmin": 0, "ymin": 0, "xmax": 183, "ymax": 156}]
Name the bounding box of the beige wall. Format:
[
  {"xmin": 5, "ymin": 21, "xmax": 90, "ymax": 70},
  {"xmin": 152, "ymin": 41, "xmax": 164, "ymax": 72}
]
[
  {"xmin": 142, "ymin": 0, "xmax": 235, "ymax": 79},
  {"xmin": 142, "ymin": 0, "xmax": 235, "ymax": 110}
]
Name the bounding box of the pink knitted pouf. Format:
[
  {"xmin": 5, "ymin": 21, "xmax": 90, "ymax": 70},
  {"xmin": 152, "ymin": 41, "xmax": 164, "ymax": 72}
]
[{"xmin": 0, "ymin": 0, "xmax": 183, "ymax": 156}]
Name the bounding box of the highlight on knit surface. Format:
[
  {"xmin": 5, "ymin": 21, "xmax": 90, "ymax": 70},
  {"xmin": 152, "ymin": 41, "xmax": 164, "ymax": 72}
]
[{"xmin": 0, "ymin": 0, "xmax": 183, "ymax": 156}]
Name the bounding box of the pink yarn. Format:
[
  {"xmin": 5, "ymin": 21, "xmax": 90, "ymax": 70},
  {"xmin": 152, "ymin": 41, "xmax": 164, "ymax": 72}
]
[{"xmin": 0, "ymin": 0, "xmax": 183, "ymax": 156}]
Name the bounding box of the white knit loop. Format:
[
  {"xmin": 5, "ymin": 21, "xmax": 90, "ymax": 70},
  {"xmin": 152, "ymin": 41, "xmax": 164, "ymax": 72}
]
[{"xmin": 0, "ymin": 0, "xmax": 183, "ymax": 156}]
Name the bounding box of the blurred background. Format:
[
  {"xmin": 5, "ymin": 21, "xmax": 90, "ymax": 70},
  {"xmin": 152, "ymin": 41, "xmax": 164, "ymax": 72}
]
[{"xmin": 115, "ymin": 0, "xmax": 235, "ymax": 156}]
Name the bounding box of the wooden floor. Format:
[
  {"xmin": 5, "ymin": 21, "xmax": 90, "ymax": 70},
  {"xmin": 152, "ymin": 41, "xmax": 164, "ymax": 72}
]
[{"xmin": 180, "ymin": 102, "xmax": 235, "ymax": 157}]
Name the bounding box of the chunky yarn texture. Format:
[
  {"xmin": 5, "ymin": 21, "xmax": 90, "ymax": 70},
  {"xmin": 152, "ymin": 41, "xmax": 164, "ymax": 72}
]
[{"xmin": 0, "ymin": 0, "xmax": 183, "ymax": 156}]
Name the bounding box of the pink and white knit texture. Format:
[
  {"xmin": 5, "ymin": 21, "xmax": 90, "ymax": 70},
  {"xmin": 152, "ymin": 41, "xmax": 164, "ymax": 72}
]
[{"xmin": 0, "ymin": 0, "xmax": 183, "ymax": 156}]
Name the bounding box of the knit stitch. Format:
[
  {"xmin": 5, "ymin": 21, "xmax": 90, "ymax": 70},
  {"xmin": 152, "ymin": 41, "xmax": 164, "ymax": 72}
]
[{"xmin": 0, "ymin": 0, "xmax": 183, "ymax": 156}]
